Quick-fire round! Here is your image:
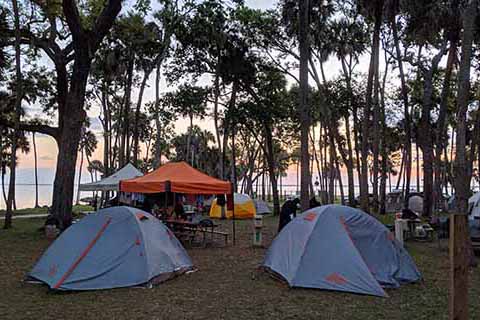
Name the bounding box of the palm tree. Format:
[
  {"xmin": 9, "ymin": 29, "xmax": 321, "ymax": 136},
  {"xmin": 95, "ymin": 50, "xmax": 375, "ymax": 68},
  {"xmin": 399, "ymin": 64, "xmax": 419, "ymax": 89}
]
[
  {"xmin": 384, "ymin": 0, "xmax": 412, "ymax": 208},
  {"xmin": 165, "ymin": 85, "xmax": 208, "ymax": 165},
  {"xmin": 358, "ymin": 0, "xmax": 384, "ymax": 213},
  {"xmin": 451, "ymin": 0, "xmax": 477, "ymax": 317},
  {"xmin": 299, "ymin": 0, "xmax": 310, "ymax": 210},
  {"xmin": 0, "ymin": 128, "xmax": 9, "ymax": 206},
  {"xmin": 32, "ymin": 132, "xmax": 39, "ymax": 208},
  {"xmin": 5, "ymin": 0, "xmax": 23, "ymax": 229}
]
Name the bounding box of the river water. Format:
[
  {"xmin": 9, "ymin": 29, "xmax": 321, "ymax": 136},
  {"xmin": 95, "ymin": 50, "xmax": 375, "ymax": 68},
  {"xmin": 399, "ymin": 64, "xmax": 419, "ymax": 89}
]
[{"xmin": 1, "ymin": 168, "xmax": 430, "ymax": 210}]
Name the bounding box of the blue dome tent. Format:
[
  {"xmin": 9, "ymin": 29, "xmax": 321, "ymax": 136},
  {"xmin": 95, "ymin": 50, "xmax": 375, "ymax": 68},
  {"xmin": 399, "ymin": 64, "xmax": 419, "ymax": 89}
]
[
  {"xmin": 28, "ymin": 206, "xmax": 193, "ymax": 290},
  {"xmin": 263, "ymin": 205, "xmax": 421, "ymax": 297}
]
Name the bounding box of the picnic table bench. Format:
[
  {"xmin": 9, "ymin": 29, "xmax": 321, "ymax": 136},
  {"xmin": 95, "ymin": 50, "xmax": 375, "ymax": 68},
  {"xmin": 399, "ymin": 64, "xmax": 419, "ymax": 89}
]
[{"xmin": 162, "ymin": 218, "xmax": 228, "ymax": 246}]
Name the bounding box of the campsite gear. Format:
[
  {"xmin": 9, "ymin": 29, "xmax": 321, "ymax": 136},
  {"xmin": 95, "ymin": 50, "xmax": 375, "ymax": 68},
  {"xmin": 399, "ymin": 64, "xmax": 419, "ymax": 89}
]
[
  {"xmin": 163, "ymin": 218, "xmax": 228, "ymax": 247},
  {"xmin": 45, "ymin": 225, "xmax": 58, "ymax": 240},
  {"xmin": 415, "ymin": 226, "xmax": 426, "ymax": 238},
  {"xmin": 79, "ymin": 163, "xmax": 143, "ymax": 192},
  {"xmin": 278, "ymin": 198, "xmax": 299, "ymax": 232},
  {"xmin": 407, "ymin": 194, "xmax": 423, "ymax": 215},
  {"xmin": 394, "ymin": 219, "xmax": 407, "ymax": 246},
  {"xmin": 28, "ymin": 206, "xmax": 193, "ymax": 290},
  {"xmin": 253, "ymin": 215, "xmax": 263, "ymax": 247},
  {"xmin": 401, "ymin": 208, "xmax": 420, "ymax": 220},
  {"xmin": 263, "ymin": 205, "xmax": 421, "ymax": 297},
  {"xmin": 254, "ymin": 199, "xmax": 271, "ymax": 215},
  {"xmin": 210, "ymin": 193, "xmax": 256, "ymax": 219}
]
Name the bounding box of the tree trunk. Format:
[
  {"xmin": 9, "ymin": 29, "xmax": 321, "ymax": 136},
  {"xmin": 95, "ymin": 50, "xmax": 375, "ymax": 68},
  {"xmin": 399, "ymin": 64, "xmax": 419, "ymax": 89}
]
[
  {"xmin": 416, "ymin": 142, "xmax": 420, "ymax": 192},
  {"xmin": 152, "ymin": 37, "xmax": 171, "ymax": 169},
  {"xmin": 344, "ymin": 116, "xmax": 356, "ymax": 206},
  {"xmin": 451, "ymin": 1, "xmax": 476, "ymax": 318},
  {"xmin": 296, "ymin": 159, "xmax": 299, "ymax": 195},
  {"xmin": 334, "ymin": 145, "xmax": 344, "ymax": 205},
  {"xmin": 371, "ymin": 39, "xmax": 381, "ymax": 214},
  {"xmin": 392, "ymin": 18, "xmax": 412, "ymax": 208},
  {"xmin": 227, "ymin": 81, "xmax": 238, "ymax": 184},
  {"xmin": 5, "ymin": 0, "xmax": 22, "ymax": 229},
  {"xmin": 328, "ymin": 130, "xmax": 335, "ymax": 204},
  {"xmin": 353, "ymin": 105, "xmax": 362, "ymax": 189},
  {"xmin": 264, "ymin": 123, "xmax": 280, "ymax": 215},
  {"xmin": 119, "ymin": 55, "xmax": 134, "ymax": 166},
  {"xmin": 0, "ymin": 132, "xmax": 4, "ymax": 206},
  {"xmin": 231, "ymin": 123, "xmax": 237, "ymax": 193},
  {"xmin": 419, "ymin": 44, "xmax": 447, "ymax": 217},
  {"xmin": 186, "ymin": 114, "xmax": 193, "ymax": 164},
  {"xmin": 101, "ymin": 80, "xmax": 111, "ymax": 176},
  {"xmin": 33, "ymin": 132, "xmax": 40, "ymax": 208},
  {"xmin": 76, "ymin": 148, "xmax": 84, "ymax": 205},
  {"xmin": 299, "ymin": 0, "xmax": 310, "ymax": 210},
  {"xmin": 213, "ymin": 64, "xmax": 222, "ymax": 177},
  {"xmin": 51, "ymin": 50, "xmax": 91, "ymax": 229},
  {"xmin": 1, "ymin": 171, "xmax": 6, "ymax": 206},
  {"xmin": 396, "ymin": 150, "xmax": 404, "ymax": 190},
  {"xmin": 262, "ymin": 158, "xmax": 266, "ymax": 200},
  {"xmin": 339, "ymin": 58, "xmax": 357, "ymax": 206},
  {"xmin": 361, "ymin": 0, "xmax": 383, "ymax": 212},
  {"xmin": 153, "ymin": 62, "xmax": 163, "ymax": 169},
  {"xmin": 434, "ymin": 42, "xmax": 456, "ymax": 210},
  {"xmin": 132, "ymin": 67, "xmax": 152, "ymax": 164},
  {"xmin": 379, "ymin": 51, "xmax": 389, "ymax": 215}
]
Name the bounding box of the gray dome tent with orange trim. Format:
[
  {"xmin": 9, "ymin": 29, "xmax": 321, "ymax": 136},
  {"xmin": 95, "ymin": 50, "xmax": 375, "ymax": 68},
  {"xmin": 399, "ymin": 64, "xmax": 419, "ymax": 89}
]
[
  {"xmin": 263, "ymin": 205, "xmax": 421, "ymax": 297},
  {"xmin": 28, "ymin": 206, "xmax": 193, "ymax": 290}
]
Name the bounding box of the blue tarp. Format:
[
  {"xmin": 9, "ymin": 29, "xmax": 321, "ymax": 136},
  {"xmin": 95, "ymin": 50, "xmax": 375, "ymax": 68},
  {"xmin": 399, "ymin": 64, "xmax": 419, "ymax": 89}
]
[
  {"xmin": 29, "ymin": 206, "xmax": 193, "ymax": 290},
  {"xmin": 263, "ymin": 205, "xmax": 421, "ymax": 297}
]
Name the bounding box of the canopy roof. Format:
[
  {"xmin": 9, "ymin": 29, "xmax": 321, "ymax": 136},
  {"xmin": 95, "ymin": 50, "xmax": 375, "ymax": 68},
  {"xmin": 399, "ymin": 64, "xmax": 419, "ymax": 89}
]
[
  {"xmin": 119, "ymin": 161, "xmax": 231, "ymax": 195},
  {"xmin": 79, "ymin": 163, "xmax": 143, "ymax": 192}
]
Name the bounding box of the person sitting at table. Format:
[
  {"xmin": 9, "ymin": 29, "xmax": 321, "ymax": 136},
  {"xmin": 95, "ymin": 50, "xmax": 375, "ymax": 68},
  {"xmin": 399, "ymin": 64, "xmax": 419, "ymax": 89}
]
[
  {"xmin": 401, "ymin": 208, "xmax": 420, "ymax": 238},
  {"xmin": 174, "ymin": 200, "xmax": 187, "ymax": 220}
]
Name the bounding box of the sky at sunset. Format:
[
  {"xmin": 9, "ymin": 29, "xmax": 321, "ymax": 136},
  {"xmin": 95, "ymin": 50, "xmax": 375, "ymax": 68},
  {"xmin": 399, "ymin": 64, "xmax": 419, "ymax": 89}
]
[{"xmin": 8, "ymin": 0, "xmax": 377, "ymax": 195}]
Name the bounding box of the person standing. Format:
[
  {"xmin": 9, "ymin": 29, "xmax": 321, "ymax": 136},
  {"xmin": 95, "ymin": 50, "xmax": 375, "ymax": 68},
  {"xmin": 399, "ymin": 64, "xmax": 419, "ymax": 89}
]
[{"xmin": 278, "ymin": 198, "xmax": 300, "ymax": 232}]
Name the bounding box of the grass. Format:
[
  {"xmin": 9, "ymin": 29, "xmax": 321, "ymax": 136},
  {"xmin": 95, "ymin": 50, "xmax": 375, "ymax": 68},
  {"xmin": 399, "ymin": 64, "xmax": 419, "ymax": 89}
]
[
  {"xmin": 0, "ymin": 205, "xmax": 94, "ymax": 217},
  {"xmin": 0, "ymin": 215, "xmax": 479, "ymax": 319}
]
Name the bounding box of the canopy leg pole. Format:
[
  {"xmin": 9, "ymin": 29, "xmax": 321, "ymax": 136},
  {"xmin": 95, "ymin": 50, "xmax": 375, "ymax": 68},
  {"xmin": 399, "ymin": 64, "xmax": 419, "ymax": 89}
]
[{"xmin": 231, "ymin": 185, "xmax": 235, "ymax": 246}]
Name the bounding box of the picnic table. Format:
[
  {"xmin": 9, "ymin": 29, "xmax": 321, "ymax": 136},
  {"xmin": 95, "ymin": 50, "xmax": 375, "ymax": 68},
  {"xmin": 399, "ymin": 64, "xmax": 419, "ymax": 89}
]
[{"xmin": 162, "ymin": 218, "xmax": 228, "ymax": 246}]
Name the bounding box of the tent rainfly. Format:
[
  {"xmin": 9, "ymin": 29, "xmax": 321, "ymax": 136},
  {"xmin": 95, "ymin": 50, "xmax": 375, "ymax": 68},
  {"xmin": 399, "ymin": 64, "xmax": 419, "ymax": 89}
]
[
  {"xmin": 263, "ymin": 205, "xmax": 421, "ymax": 297},
  {"xmin": 28, "ymin": 206, "xmax": 193, "ymax": 290},
  {"xmin": 210, "ymin": 193, "xmax": 256, "ymax": 219},
  {"xmin": 79, "ymin": 163, "xmax": 143, "ymax": 192}
]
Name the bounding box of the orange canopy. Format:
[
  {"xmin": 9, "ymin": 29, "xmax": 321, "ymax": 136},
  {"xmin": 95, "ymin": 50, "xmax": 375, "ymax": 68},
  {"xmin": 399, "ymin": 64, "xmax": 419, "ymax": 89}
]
[{"xmin": 119, "ymin": 161, "xmax": 232, "ymax": 195}]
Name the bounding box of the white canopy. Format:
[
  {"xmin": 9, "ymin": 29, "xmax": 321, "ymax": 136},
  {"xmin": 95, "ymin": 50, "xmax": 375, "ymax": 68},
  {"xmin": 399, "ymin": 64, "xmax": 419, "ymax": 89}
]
[{"xmin": 79, "ymin": 163, "xmax": 143, "ymax": 192}]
